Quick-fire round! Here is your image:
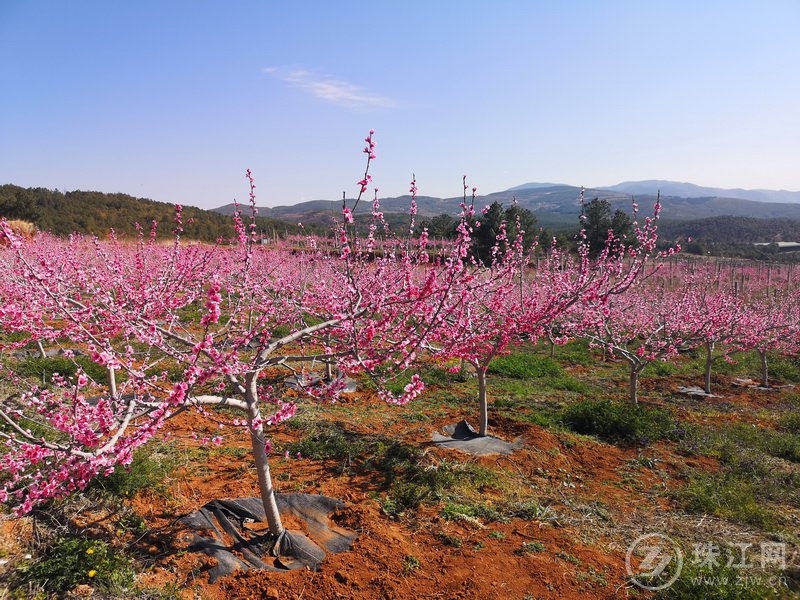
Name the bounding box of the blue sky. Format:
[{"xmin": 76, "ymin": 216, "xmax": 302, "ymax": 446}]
[{"xmin": 1, "ymin": 1, "xmax": 798, "ymax": 209}]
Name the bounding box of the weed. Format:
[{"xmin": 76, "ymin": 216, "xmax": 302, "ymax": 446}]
[
  {"xmin": 402, "ymin": 555, "xmax": 420, "ymax": 574},
  {"xmin": 18, "ymin": 537, "xmax": 134, "ymax": 595},
  {"xmin": 424, "ymin": 365, "xmax": 471, "ymax": 386},
  {"xmin": 208, "ymin": 445, "xmax": 249, "ymax": 459},
  {"xmin": 515, "ymin": 541, "xmax": 546, "ymax": 555},
  {"xmin": 0, "ymin": 331, "xmax": 31, "ymax": 344},
  {"xmin": 401, "ymin": 411, "xmax": 431, "ymax": 423},
  {"xmin": 438, "ymin": 532, "xmax": 463, "ymax": 548},
  {"xmin": 503, "ymin": 499, "xmax": 554, "ymax": 521},
  {"xmin": 290, "ymin": 423, "xmax": 508, "ymax": 518},
  {"xmin": 556, "ymin": 551, "xmax": 581, "ymax": 565},
  {"xmin": 118, "ymin": 512, "xmax": 147, "ymax": 535},
  {"xmin": 546, "ymin": 339, "xmax": 594, "ymax": 366},
  {"xmin": 133, "ymin": 583, "xmax": 183, "ymax": 600},
  {"xmin": 577, "ymin": 565, "xmax": 608, "ymax": 586},
  {"xmin": 628, "ymin": 454, "xmax": 662, "ymax": 469}
]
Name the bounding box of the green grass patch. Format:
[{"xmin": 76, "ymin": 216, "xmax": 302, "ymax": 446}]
[
  {"xmin": 712, "ymin": 350, "xmax": 800, "ymax": 384},
  {"xmin": 514, "ymin": 405, "xmax": 565, "ymax": 429},
  {"xmin": 544, "ymin": 338, "xmax": 595, "ymax": 366},
  {"xmin": 649, "ymin": 360, "xmax": 678, "ymax": 377},
  {"xmin": 422, "ymin": 365, "xmax": 471, "ymax": 386},
  {"xmin": 562, "ymin": 399, "xmax": 677, "ymax": 445},
  {"xmin": 489, "ymin": 353, "xmax": 563, "ymax": 379},
  {"xmin": 652, "ymin": 557, "xmax": 782, "ymax": 599},
  {"xmin": 13, "ymin": 355, "xmax": 127, "ymax": 387},
  {"xmin": 674, "ymin": 470, "xmax": 776, "ymax": 530},
  {"xmin": 0, "ymin": 331, "xmax": 31, "ymax": 344},
  {"xmin": 286, "ymin": 422, "xmax": 518, "ymax": 519},
  {"xmin": 687, "ymin": 422, "xmax": 800, "ymax": 465},
  {"xmin": 675, "ymin": 421, "xmax": 800, "ymax": 531},
  {"xmin": 778, "ymin": 412, "xmax": 800, "ymax": 434}
]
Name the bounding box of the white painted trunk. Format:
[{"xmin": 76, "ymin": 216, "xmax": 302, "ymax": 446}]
[
  {"xmin": 629, "ymin": 368, "xmax": 639, "ymax": 405},
  {"xmin": 477, "ymin": 367, "xmax": 488, "ymax": 437},
  {"xmin": 704, "ymin": 341, "xmax": 714, "ymax": 394},
  {"xmin": 245, "ymin": 374, "xmax": 284, "ymax": 535}
]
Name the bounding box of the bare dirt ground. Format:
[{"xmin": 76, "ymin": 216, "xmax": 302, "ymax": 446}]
[{"xmin": 2, "ymin": 353, "xmax": 799, "ymax": 599}]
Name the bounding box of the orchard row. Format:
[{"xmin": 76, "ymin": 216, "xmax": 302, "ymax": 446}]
[{"xmin": 0, "ymin": 134, "xmax": 797, "ymax": 541}]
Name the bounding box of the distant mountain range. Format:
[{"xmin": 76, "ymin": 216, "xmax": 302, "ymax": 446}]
[
  {"xmin": 213, "ymin": 180, "xmax": 800, "ymax": 230},
  {"xmin": 602, "ymin": 181, "xmax": 800, "ymax": 204},
  {"xmin": 5, "ymin": 181, "xmax": 800, "ymax": 255}
]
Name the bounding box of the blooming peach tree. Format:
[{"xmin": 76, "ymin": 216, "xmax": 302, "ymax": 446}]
[
  {"xmin": 429, "ymin": 189, "xmax": 665, "ymax": 432},
  {"xmin": 0, "ymin": 133, "xmax": 460, "ymax": 546}
]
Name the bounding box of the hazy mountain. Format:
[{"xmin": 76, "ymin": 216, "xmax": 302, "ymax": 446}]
[
  {"xmin": 214, "ymin": 195, "xmax": 458, "ymax": 226},
  {"xmin": 506, "ymin": 182, "xmax": 569, "ymax": 191},
  {"xmin": 213, "ymin": 182, "xmax": 800, "ymax": 230},
  {"xmin": 604, "ymin": 180, "xmax": 800, "ymax": 204}
]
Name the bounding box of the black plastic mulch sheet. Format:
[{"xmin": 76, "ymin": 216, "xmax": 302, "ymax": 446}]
[{"xmin": 179, "ymin": 493, "xmax": 357, "ymax": 582}]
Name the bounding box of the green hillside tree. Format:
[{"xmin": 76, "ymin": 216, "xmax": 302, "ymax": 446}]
[
  {"xmin": 582, "ymin": 198, "xmax": 632, "ymax": 257},
  {"xmin": 470, "ymin": 202, "xmax": 537, "ymax": 264}
]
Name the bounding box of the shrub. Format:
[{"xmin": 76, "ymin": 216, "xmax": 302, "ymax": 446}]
[
  {"xmin": 93, "ymin": 443, "xmax": 180, "ymax": 497},
  {"xmin": 562, "ymin": 399, "xmax": 676, "ymax": 445}
]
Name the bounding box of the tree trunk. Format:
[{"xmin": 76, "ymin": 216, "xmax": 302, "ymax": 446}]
[
  {"xmin": 476, "ymin": 366, "xmax": 489, "ymax": 437},
  {"xmin": 36, "ymin": 339, "xmax": 47, "ymax": 359},
  {"xmin": 108, "ymin": 368, "xmax": 117, "ymax": 398},
  {"xmin": 704, "ymin": 341, "xmax": 714, "ymax": 394},
  {"xmin": 629, "ymin": 367, "xmax": 639, "ymax": 405},
  {"xmin": 245, "ymin": 374, "xmax": 284, "ymax": 535},
  {"xmin": 549, "ymin": 339, "xmax": 555, "ymax": 358},
  {"xmin": 759, "ymin": 349, "xmax": 769, "ymax": 388},
  {"xmin": 324, "ymin": 334, "xmax": 333, "ymax": 381}
]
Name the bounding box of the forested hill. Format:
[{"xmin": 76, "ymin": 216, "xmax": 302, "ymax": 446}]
[
  {"xmin": 0, "ymin": 184, "xmax": 303, "ymax": 242},
  {"xmin": 658, "ymin": 215, "xmax": 800, "ymax": 258},
  {"xmin": 659, "ymin": 215, "xmax": 800, "ymax": 244}
]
